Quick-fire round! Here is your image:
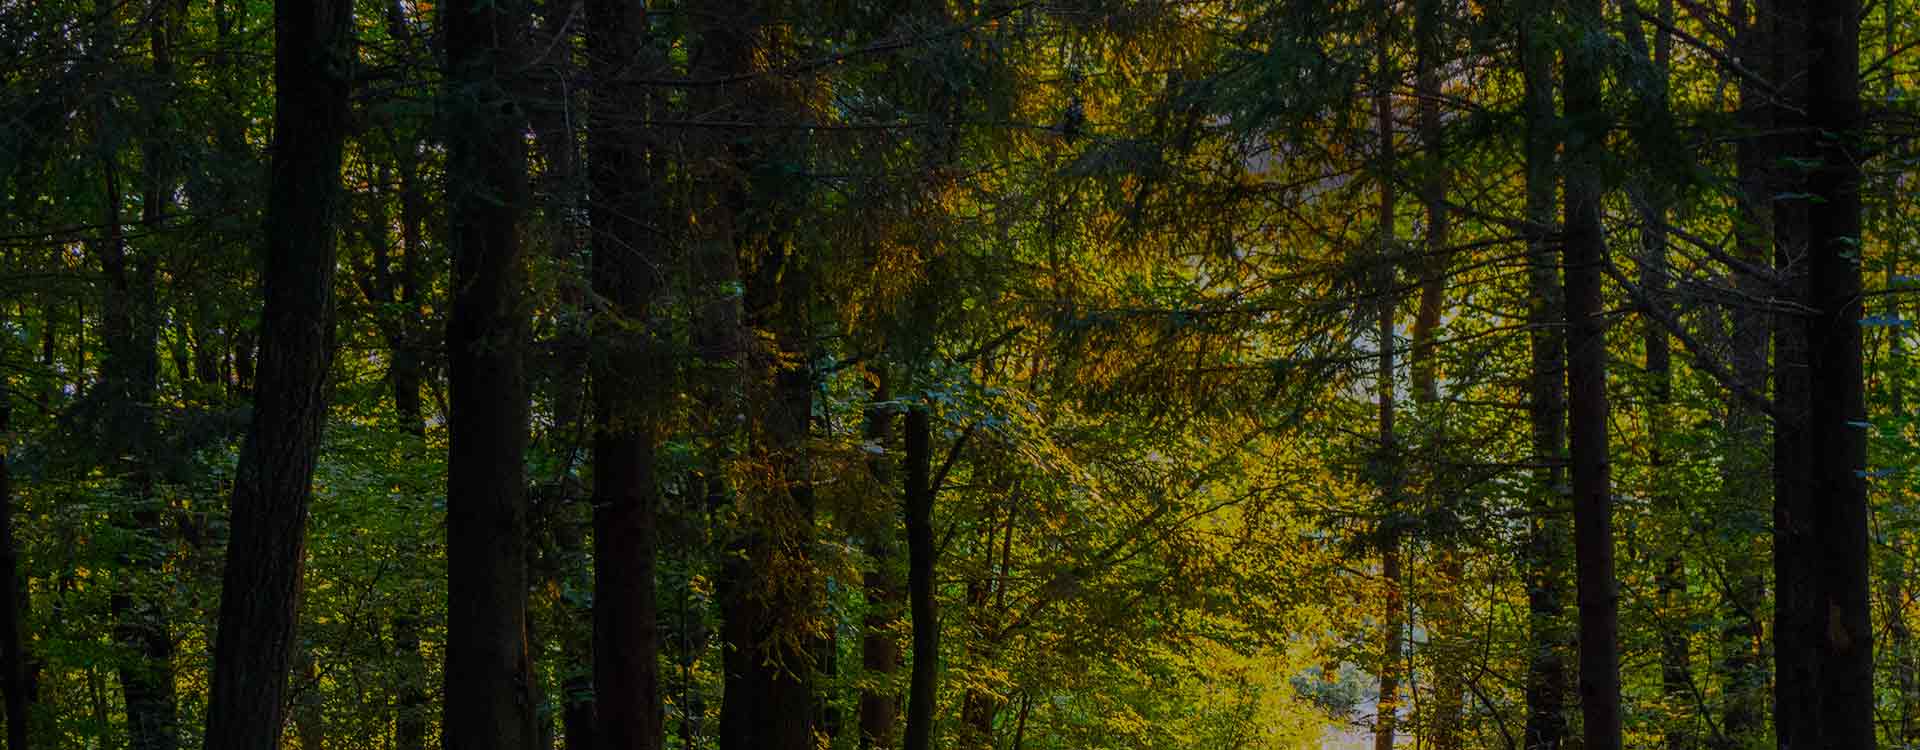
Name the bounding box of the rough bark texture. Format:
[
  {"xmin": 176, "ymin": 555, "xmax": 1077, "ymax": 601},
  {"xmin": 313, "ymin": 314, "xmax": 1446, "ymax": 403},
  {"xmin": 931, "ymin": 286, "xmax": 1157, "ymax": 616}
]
[
  {"xmin": 1520, "ymin": 2, "xmax": 1570, "ymax": 748},
  {"xmin": 442, "ymin": 0, "xmax": 538, "ymax": 746},
  {"xmin": 1769, "ymin": 0, "xmax": 1814, "ymax": 745},
  {"xmin": 587, "ymin": 0, "xmax": 664, "ymax": 744},
  {"xmin": 200, "ymin": 1, "xmax": 352, "ymax": 748}
]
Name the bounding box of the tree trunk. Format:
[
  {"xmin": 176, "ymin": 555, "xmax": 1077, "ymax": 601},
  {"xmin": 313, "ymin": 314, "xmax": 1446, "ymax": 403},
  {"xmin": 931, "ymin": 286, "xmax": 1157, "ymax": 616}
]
[
  {"xmin": 1617, "ymin": 3, "xmax": 1691, "ymax": 747},
  {"xmin": 1411, "ymin": 1, "xmax": 1460, "ymax": 745},
  {"xmin": 1801, "ymin": 2, "xmax": 1873, "ymax": 747},
  {"xmin": 861, "ymin": 378, "xmax": 902, "ymax": 750},
  {"xmin": 1720, "ymin": 0, "xmax": 1771, "ymax": 743},
  {"xmin": 0, "ymin": 304, "xmax": 31, "ymax": 750},
  {"xmin": 1561, "ymin": 0, "xmax": 1621, "ymax": 746},
  {"xmin": 200, "ymin": 1, "xmax": 352, "ymax": 747},
  {"xmin": 1519, "ymin": 2, "xmax": 1570, "ymax": 748},
  {"xmin": 586, "ymin": 0, "xmax": 664, "ymax": 744},
  {"xmin": 904, "ymin": 405, "xmax": 937, "ymax": 750},
  {"xmin": 442, "ymin": 0, "xmax": 538, "ymax": 746},
  {"xmin": 1370, "ymin": 2, "xmax": 1403, "ymax": 746}
]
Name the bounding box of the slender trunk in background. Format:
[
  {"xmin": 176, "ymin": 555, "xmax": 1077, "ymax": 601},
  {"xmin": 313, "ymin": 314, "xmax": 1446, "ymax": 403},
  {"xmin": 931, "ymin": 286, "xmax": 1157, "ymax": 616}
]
[
  {"xmin": 0, "ymin": 302, "xmax": 31, "ymax": 750},
  {"xmin": 903, "ymin": 406, "xmax": 937, "ymax": 750},
  {"xmin": 1720, "ymin": 0, "xmax": 1770, "ymax": 742},
  {"xmin": 1519, "ymin": 2, "xmax": 1570, "ymax": 748},
  {"xmin": 1370, "ymin": 2, "xmax": 1403, "ymax": 747},
  {"xmin": 201, "ymin": 0, "xmax": 352, "ymax": 746},
  {"xmin": 860, "ymin": 376, "xmax": 902, "ymax": 750},
  {"xmin": 1411, "ymin": 1, "xmax": 1460, "ymax": 745},
  {"xmin": 586, "ymin": 0, "xmax": 664, "ymax": 744},
  {"xmin": 1803, "ymin": 2, "xmax": 1873, "ymax": 746},
  {"xmin": 1561, "ymin": 0, "xmax": 1621, "ymax": 746},
  {"xmin": 1769, "ymin": 1, "xmax": 1815, "ymax": 745},
  {"xmin": 95, "ymin": 1, "xmax": 176, "ymax": 744},
  {"xmin": 1617, "ymin": 3, "xmax": 1691, "ymax": 747},
  {"xmin": 441, "ymin": 0, "xmax": 538, "ymax": 745}
]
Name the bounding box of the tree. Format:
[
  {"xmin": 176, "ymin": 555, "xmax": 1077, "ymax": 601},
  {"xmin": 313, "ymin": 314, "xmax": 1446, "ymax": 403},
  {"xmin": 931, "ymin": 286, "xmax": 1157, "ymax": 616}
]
[
  {"xmin": 585, "ymin": 0, "xmax": 665, "ymax": 745},
  {"xmin": 441, "ymin": 0, "xmax": 538, "ymax": 745},
  {"xmin": 200, "ymin": 0, "xmax": 353, "ymax": 746}
]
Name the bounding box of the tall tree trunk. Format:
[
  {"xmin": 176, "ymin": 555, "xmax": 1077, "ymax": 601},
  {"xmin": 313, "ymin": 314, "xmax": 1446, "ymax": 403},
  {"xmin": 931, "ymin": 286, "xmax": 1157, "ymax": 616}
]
[
  {"xmin": 200, "ymin": 0, "xmax": 352, "ymax": 747},
  {"xmin": 0, "ymin": 303, "xmax": 31, "ymax": 750},
  {"xmin": 1411, "ymin": 1, "xmax": 1461, "ymax": 746},
  {"xmin": 1561, "ymin": 0, "xmax": 1622, "ymax": 747},
  {"xmin": 903, "ymin": 406, "xmax": 937, "ymax": 750},
  {"xmin": 441, "ymin": 0, "xmax": 538, "ymax": 746},
  {"xmin": 586, "ymin": 0, "xmax": 664, "ymax": 745},
  {"xmin": 1370, "ymin": 2, "xmax": 1403, "ymax": 747},
  {"xmin": 1768, "ymin": 0, "xmax": 1816, "ymax": 745},
  {"xmin": 93, "ymin": 2, "xmax": 175, "ymax": 745},
  {"xmin": 1519, "ymin": 2, "xmax": 1571, "ymax": 748},
  {"xmin": 860, "ymin": 378, "xmax": 902, "ymax": 750},
  {"xmin": 1720, "ymin": 0, "xmax": 1771, "ymax": 743},
  {"xmin": 1617, "ymin": 2, "xmax": 1692, "ymax": 748},
  {"xmin": 1801, "ymin": 2, "xmax": 1873, "ymax": 747}
]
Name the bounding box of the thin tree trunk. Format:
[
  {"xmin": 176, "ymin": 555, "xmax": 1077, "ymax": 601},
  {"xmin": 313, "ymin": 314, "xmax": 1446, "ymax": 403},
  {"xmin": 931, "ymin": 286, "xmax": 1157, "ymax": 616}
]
[
  {"xmin": 1720, "ymin": 0, "xmax": 1771, "ymax": 743},
  {"xmin": 1769, "ymin": 1, "xmax": 1815, "ymax": 745},
  {"xmin": 860, "ymin": 377, "xmax": 902, "ymax": 750},
  {"xmin": 201, "ymin": 0, "xmax": 352, "ymax": 746},
  {"xmin": 1616, "ymin": 3, "xmax": 1691, "ymax": 748},
  {"xmin": 1371, "ymin": 1, "xmax": 1403, "ymax": 746},
  {"xmin": 1520, "ymin": 1, "xmax": 1570, "ymax": 747},
  {"xmin": 1562, "ymin": 0, "xmax": 1621, "ymax": 745},
  {"xmin": 1411, "ymin": 1, "xmax": 1460, "ymax": 745},
  {"xmin": 442, "ymin": 0, "xmax": 538, "ymax": 746}
]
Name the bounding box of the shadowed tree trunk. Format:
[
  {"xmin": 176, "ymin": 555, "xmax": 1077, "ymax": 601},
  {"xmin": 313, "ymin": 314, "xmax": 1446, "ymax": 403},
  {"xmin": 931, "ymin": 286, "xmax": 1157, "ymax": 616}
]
[
  {"xmin": 1519, "ymin": 1, "xmax": 1570, "ymax": 747},
  {"xmin": 441, "ymin": 0, "xmax": 538, "ymax": 746},
  {"xmin": 1617, "ymin": 3, "xmax": 1692, "ymax": 748},
  {"xmin": 904, "ymin": 405, "xmax": 936, "ymax": 750},
  {"xmin": 1720, "ymin": 0, "xmax": 1771, "ymax": 743},
  {"xmin": 860, "ymin": 376, "xmax": 902, "ymax": 750},
  {"xmin": 1562, "ymin": 0, "xmax": 1622, "ymax": 746},
  {"xmin": 1370, "ymin": 1, "xmax": 1403, "ymax": 747},
  {"xmin": 586, "ymin": 0, "xmax": 665, "ymax": 744},
  {"xmin": 1800, "ymin": 1, "xmax": 1873, "ymax": 747},
  {"xmin": 0, "ymin": 303, "xmax": 31, "ymax": 750},
  {"xmin": 200, "ymin": 0, "xmax": 353, "ymax": 746},
  {"xmin": 1411, "ymin": 1, "xmax": 1461, "ymax": 745}
]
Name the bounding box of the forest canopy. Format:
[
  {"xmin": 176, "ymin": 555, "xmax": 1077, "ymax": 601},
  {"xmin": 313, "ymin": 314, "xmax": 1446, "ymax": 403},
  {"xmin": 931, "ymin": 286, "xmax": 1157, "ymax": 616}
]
[{"xmin": 0, "ymin": 0, "xmax": 1915, "ymax": 749}]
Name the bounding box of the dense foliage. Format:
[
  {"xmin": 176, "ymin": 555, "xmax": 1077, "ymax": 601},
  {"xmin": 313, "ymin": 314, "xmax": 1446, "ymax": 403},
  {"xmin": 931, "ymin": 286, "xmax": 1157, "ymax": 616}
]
[{"xmin": 0, "ymin": 0, "xmax": 1916, "ymax": 748}]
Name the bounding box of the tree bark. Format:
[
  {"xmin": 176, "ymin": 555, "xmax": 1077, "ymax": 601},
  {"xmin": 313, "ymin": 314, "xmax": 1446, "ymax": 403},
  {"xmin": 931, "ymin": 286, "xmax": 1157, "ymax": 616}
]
[
  {"xmin": 1720, "ymin": 0, "xmax": 1771, "ymax": 743},
  {"xmin": 1411, "ymin": 2, "xmax": 1460, "ymax": 746},
  {"xmin": 200, "ymin": 0, "xmax": 352, "ymax": 747},
  {"xmin": 1801, "ymin": 2, "xmax": 1874, "ymax": 747},
  {"xmin": 1519, "ymin": 2, "xmax": 1570, "ymax": 748},
  {"xmin": 441, "ymin": 0, "xmax": 538, "ymax": 746},
  {"xmin": 586, "ymin": 0, "xmax": 664, "ymax": 745},
  {"xmin": 1370, "ymin": 2, "xmax": 1403, "ymax": 748},
  {"xmin": 860, "ymin": 378, "xmax": 902, "ymax": 750}
]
